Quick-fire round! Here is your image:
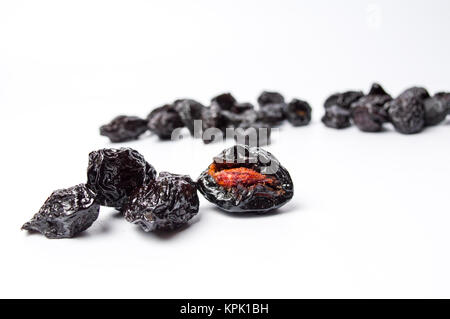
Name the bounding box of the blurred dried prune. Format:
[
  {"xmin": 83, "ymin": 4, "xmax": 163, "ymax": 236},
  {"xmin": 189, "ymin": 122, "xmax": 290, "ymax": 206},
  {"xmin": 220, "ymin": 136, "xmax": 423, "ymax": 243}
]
[
  {"xmin": 283, "ymin": 99, "xmax": 312, "ymax": 127},
  {"xmin": 322, "ymin": 90, "xmax": 363, "ymax": 129},
  {"xmin": 257, "ymin": 103, "xmax": 286, "ymax": 126},
  {"xmin": 124, "ymin": 172, "xmax": 199, "ymax": 231},
  {"xmin": 22, "ymin": 184, "xmax": 100, "ymax": 239},
  {"xmin": 174, "ymin": 99, "xmax": 205, "ymax": 136},
  {"xmin": 221, "ymin": 109, "xmax": 258, "ymax": 128},
  {"xmin": 211, "ymin": 93, "xmax": 237, "ymax": 111},
  {"xmin": 148, "ymin": 104, "xmax": 185, "ymax": 140},
  {"xmin": 87, "ymin": 148, "xmax": 156, "ymax": 208},
  {"xmin": 351, "ymin": 83, "xmax": 391, "ymax": 132},
  {"xmin": 387, "ymin": 95, "xmax": 425, "ymax": 134},
  {"xmin": 197, "ymin": 145, "xmax": 293, "ymax": 213},
  {"xmin": 398, "ymin": 86, "xmax": 430, "ymax": 101},
  {"xmin": 100, "ymin": 115, "xmax": 148, "ymax": 143},
  {"xmin": 257, "ymin": 91, "xmax": 285, "ymax": 106},
  {"xmin": 231, "ymin": 102, "xmax": 255, "ymax": 114},
  {"xmin": 424, "ymin": 92, "xmax": 449, "ymax": 126},
  {"xmin": 201, "ymin": 104, "xmax": 228, "ymax": 144}
]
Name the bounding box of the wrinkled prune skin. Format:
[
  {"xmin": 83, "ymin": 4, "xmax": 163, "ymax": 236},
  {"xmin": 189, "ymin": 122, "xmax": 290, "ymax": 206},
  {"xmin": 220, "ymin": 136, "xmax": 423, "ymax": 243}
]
[
  {"xmin": 398, "ymin": 86, "xmax": 430, "ymax": 101},
  {"xmin": 100, "ymin": 115, "xmax": 149, "ymax": 143},
  {"xmin": 197, "ymin": 145, "xmax": 293, "ymax": 214},
  {"xmin": 283, "ymin": 99, "xmax": 312, "ymax": 127},
  {"xmin": 321, "ymin": 105, "xmax": 352, "ymax": 129},
  {"xmin": 221, "ymin": 109, "xmax": 258, "ymax": 128},
  {"xmin": 147, "ymin": 104, "xmax": 185, "ymax": 140},
  {"xmin": 174, "ymin": 99, "xmax": 205, "ymax": 136},
  {"xmin": 257, "ymin": 103, "xmax": 286, "ymax": 126},
  {"xmin": 234, "ymin": 122, "xmax": 272, "ymax": 147},
  {"xmin": 211, "ymin": 93, "xmax": 237, "ymax": 111},
  {"xmin": 387, "ymin": 96, "xmax": 425, "ymax": 134},
  {"xmin": 87, "ymin": 148, "xmax": 156, "ymax": 208},
  {"xmin": 322, "ymin": 90, "xmax": 364, "ymax": 129},
  {"xmin": 257, "ymin": 91, "xmax": 285, "ymax": 106},
  {"xmin": 22, "ymin": 184, "xmax": 100, "ymax": 239},
  {"xmin": 123, "ymin": 172, "xmax": 199, "ymax": 231},
  {"xmin": 424, "ymin": 92, "xmax": 449, "ymax": 126},
  {"xmin": 351, "ymin": 84, "xmax": 392, "ymax": 132}
]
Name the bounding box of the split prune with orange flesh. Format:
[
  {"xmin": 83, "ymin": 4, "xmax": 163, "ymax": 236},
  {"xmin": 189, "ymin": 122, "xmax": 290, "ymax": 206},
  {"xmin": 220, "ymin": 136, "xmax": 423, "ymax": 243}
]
[
  {"xmin": 257, "ymin": 91, "xmax": 285, "ymax": 106},
  {"xmin": 147, "ymin": 104, "xmax": 184, "ymax": 140},
  {"xmin": 22, "ymin": 184, "xmax": 100, "ymax": 239},
  {"xmin": 123, "ymin": 172, "xmax": 199, "ymax": 232},
  {"xmin": 283, "ymin": 99, "xmax": 312, "ymax": 127},
  {"xmin": 100, "ymin": 115, "xmax": 149, "ymax": 143},
  {"xmin": 87, "ymin": 148, "xmax": 156, "ymax": 208},
  {"xmin": 197, "ymin": 145, "xmax": 293, "ymax": 213}
]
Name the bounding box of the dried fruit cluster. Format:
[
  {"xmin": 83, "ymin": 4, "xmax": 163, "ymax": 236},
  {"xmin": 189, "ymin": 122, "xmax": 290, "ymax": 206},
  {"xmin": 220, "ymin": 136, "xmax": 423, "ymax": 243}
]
[
  {"xmin": 100, "ymin": 91, "xmax": 312, "ymax": 145},
  {"xmin": 322, "ymin": 83, "xmax": 449, "ymax": 134},
  {"xmin": 22, "ymin": 146, "xmax": 293, "ymax": 239}
]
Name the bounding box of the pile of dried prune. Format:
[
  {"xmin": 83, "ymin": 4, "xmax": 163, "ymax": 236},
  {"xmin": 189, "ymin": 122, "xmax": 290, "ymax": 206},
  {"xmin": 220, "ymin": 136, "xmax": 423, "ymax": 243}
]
[
  {"xmin": 23, "ymin": 145, "xmax": 293, "ymax": 239},
  {"xmin": 322, "ymin": 83, "xmax": 449, "ymax": 134},
  {"xmin": 197, "ymin": 145, "xmax": 294, "ymax": 214},
  {"xmin": 100, "ymin": 91, "xmax": 312, "ymax": 146}
]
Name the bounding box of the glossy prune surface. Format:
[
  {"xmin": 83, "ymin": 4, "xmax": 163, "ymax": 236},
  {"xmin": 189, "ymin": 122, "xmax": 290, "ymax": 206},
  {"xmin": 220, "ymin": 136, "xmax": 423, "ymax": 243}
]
[
  {"xmin": 100, "ymin": 115, "xmax": 149, "ymax": 143},
  {"xmin": 211, "ymin": 93, "xmax": 237, "ymax": 111},
  {"xmin": 147, "ymin": 104, "xmax": 185, "ymax": 140},
  {"xmin": 123, "ymin": 172, "xmax": 199, "ymax": 231},
  {"xmin": 283, "ymin": 99, "xmax": 312, "ymax": 127},
  {"xmin": 87, "ymin": 148, "xmax": 156, "ymax": 208},
  {"xmin": 257, "ymin": 103, "xmax": 286, "ymax": 126},
  {"xmin": 197, "ymin": 145, "xmax": 293, "ymax": 214},
  {"xmin": 22, "ymin": 184, "xmax": 100, "ymax": 239},
  {"xmin": 257, "ymin": 91, "xmax": 285, "ymax": 106},
  {"xmin": 322, "ymin": 90, "xmax": 364, "ymax": 129},
  {"xmin": 174, "ymin": 99, "xmax": 205, "ymax": 136}
]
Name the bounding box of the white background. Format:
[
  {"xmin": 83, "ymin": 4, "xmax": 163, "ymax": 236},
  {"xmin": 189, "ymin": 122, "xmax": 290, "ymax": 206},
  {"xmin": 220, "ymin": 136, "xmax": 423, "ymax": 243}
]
[{"xmin": 0, "ymin": 0, "xmax": 449, "ymax": 298}]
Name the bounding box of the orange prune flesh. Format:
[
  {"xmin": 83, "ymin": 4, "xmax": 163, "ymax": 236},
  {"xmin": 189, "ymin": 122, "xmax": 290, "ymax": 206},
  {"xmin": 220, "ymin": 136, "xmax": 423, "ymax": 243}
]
[{"xmin": 197, "ymin": 145, "xmax": 293, "ymax": 213}]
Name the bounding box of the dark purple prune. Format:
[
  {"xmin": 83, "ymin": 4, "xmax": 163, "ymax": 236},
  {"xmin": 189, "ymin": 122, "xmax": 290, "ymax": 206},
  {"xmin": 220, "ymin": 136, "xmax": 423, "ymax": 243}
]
[
  {"xmin": 221, "ymin": 109, "xmax": 258, "ymax": 128},
  {"xmin": 174, "ymin": 99, "xmax": 205, "ymax": 136},
  {"xmin": 147, "ymin": 104, "xmax": 185, "ymax": 140},
  {"xmin": 87, "ymin": 148, "xmax": 156, "ymax": 208},
  {"xmin": 22, "ymin": 184, "xmax": 100, "ymax": 239},
  {"xmin": 398, "ymin": 86, "xmax": 430, "ymax": 101},
  {"xmin": 123, "ymin": 172, "xmax": 199, "ymax": 231},
  {"xmin": 257, "ymin": 103, "xmax": 286, "ymax": 126},
  {"xmin": 197, "ymin": 145, "xmax": 293, "ymax": 214},
  {"xmin": 201, "ymin": 104, "xmax": 228, "ymax": 144},
  {"xmin": 322, "ymin": 90, "xmax": 363, "ymax": 129},
  {"xmin": 351, "ymin": 84, "xmax": 392, "ymax": 132},
  {"xmin": 387, "ymin": 96, "xmax": 425, "ymax": 134},
  {"xmin": 321, "ymin": 105, "xmax": 352, "ymax": 129},
  {"xmin": 257, "ymin": 91, "xmax": 285, "ymax": 106},
  {"xmin": 211, "ymin": 93, "xmax": 237, "ymax": 111},
  {"xmin": 283, "ymin": 99, "xmax": 312, "ymax": 127},
  {"xmin": 234, "ymin": 122, "xmax": 272, "ymax": 147},
  {"xmin": 424, "ymin": 92, "xmax": 449, "ymax": 126},
  {"xmin": 231, "ymin": 102, "xmax": 255, "ymax": 114},
  {"xmin": 100, "ymin": 115, "xmax": 149, "ymax": 143}
]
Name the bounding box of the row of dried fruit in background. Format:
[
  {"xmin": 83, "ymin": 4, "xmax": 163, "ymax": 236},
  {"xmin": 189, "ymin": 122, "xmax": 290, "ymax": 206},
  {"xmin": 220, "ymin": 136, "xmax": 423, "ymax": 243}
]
[
  {"xmin": 322, "ymin": 84, "xmax": 449, "ymax": 133},
  {"xmin": 100, "ymin": 91, "xmax": 312, "ymax": 145},
  {"xmin": 22, "ymin": 146, "xmax": 293, "ymax": 239}
]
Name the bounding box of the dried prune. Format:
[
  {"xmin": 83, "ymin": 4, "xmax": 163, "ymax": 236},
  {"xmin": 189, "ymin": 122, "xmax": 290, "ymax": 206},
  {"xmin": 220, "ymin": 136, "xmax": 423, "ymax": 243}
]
[
  {"xmin": 22, "ymin": 184, "xmax": 100, "ymax": 239},
  {"xmin": 211, "ymin": 93, "xmax": 237, "ymax": 111},
  {"xmin": 321, "ymin": 105, "xmax": 352, "ymax": 129},
  {"xmin": 123, "ymin": 172, "xmax": 199, "ymax": 231},
  {"xmin": 398, "ymin": 86, "xmax": 430, "ymax": 101},
  {"xmin": 257, "ymin": 91, "xmax": 285, "ymax": 106},
  {"xmin": 424, "ymin": 92, "xmax": 449, "ymax": 126},
  {"xmin": 174, "ymin": 99, "xmax": 205, "ymax": 136},
  {"xmin": 201, "ymin": 104, "xmax": 228, "ymax": 144},
  {"xmin": 148, "ymin": 104, "xmax": 184, "ymax": 140},
  {"xmin": 221, "ymin": 109, "xmax": 258, "ymax": 128},
  {"xmin": 351, "ymin": 84, "xmax": 391, "ymax": 132},
  {"xmin": 87, "ymin": 148, "xmax": 156, "ymax": 208},
  {"xmin": 197, "ymin": 145, "xmax": 293, "ymax": 213},
  {"xmin": 232, "ymin": 102, "xmax": 255, "ymax": 114},
  {"xmin": 257, "ymin": 103, "xmax": 286, "ymax": 126},
  {"xmin": 322, "ymin": 90, "xmax": 363, "ymax": 129},
  {"xmin": 387, "ymin": 96, "xmax": 425, "ymax": 134},
  {"xmin": 283, "ymin": 99, "xmax": 312, "ymax": 127},
  {"xmin": 234, "ymin": 122, "xmax": 272, "ymax": 147},
  {"xmin": 100, "ymin": 115, "xmax": 149, "ymax": 143}
]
